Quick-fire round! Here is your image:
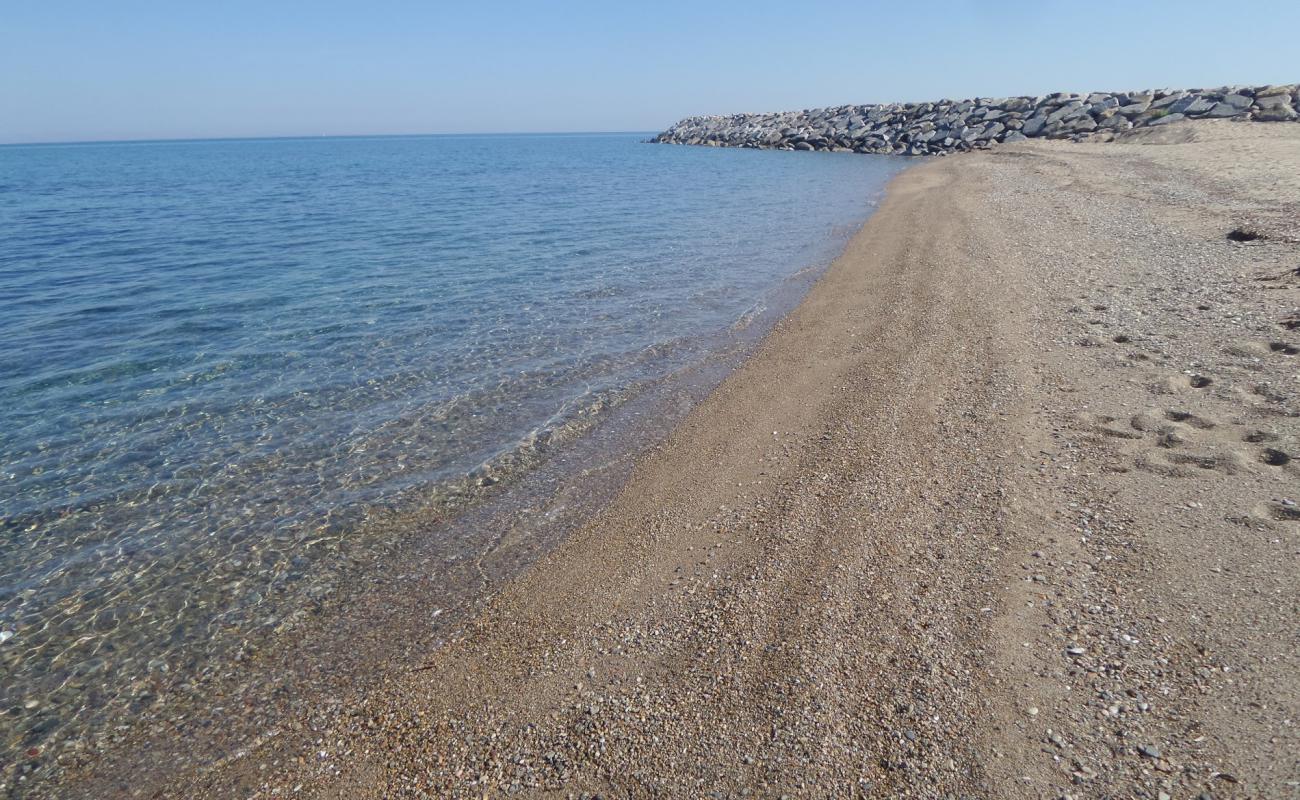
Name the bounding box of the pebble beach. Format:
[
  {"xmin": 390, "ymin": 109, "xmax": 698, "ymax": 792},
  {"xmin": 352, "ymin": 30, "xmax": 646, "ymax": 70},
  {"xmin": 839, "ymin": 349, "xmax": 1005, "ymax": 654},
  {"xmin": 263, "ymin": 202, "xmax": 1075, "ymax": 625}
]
[{"xmin": 32, "ymin": 118, "xmax": 1300, "ymax": 798}]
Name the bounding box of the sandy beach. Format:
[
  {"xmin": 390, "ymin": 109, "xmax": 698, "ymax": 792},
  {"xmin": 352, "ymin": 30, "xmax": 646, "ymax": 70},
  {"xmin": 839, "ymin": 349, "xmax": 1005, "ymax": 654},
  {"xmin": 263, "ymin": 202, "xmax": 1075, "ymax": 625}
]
[{"xmin": 62, "ymin": 120, "xmax": 1300, "ymax": 799}]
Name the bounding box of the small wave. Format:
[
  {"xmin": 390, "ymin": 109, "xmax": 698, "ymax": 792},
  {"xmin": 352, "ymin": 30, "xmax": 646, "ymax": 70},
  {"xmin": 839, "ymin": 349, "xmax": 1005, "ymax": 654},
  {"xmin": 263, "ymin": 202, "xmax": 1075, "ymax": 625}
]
[{"xmin": 729, "ymin": 302, "xmax": 767, "ymax": 332}]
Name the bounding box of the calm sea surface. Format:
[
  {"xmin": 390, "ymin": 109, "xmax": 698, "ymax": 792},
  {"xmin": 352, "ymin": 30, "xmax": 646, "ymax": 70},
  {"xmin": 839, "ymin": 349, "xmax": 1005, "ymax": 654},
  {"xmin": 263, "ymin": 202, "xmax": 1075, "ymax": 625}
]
[{"xmin": 0, "ymin": 133, "xmax": 905, "ymax": 771}]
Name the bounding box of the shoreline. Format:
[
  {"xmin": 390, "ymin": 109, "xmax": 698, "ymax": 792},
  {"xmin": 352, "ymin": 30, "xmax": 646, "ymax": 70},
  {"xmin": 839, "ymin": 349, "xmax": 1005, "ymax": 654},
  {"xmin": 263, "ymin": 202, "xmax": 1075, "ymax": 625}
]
[
  {"xmin": 24, "ymin": 157, "xmax": 903, "ymax": 797},
  {"xmin": 53, "ymin": 120, "xmax": 1300, "ymax": 797}
]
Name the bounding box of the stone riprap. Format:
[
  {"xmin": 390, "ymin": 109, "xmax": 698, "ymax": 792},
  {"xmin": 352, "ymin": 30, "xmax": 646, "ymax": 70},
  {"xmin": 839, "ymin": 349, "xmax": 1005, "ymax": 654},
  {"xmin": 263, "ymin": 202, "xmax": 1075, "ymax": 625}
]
[{"xmin": 652, "ymin": 84, "xmax": 1300, "ymax": 156}]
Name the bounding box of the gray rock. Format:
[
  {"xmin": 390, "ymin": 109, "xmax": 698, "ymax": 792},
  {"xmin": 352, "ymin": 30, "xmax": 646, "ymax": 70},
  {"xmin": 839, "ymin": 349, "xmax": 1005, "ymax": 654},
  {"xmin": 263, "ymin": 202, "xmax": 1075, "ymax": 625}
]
[
  {"xmin": 1255, "ymin": 106, "xmax": 1299, "ymax": 121},
  {"xmin": 1064, "ymin": 105, "xmax": 1093, "ymax": 122},
  {"xmin": 1255, "ymin": 94, "xmax": 1293, "ymax": 110},
  {"xmin": 1047, "ymin": 103, "xmax": 1084, "ymax": 124},
  {"xmin": 1042, "ymin": 120, "xmax": 1069, "ymax": 138},
  {"xmin": 1151, "ymin": 92, "xmax": 1189, "ymax": 109},
  {"xmin": 1175, "ymin": 96, "xmax": 1216, "ymax": 115},
  {"xmin": 1119, "ymin": 91, "xmax": 1155, "ymax": 105},
  {"xmin": 654, "ymin": 84, "xmax": 1300, "ymax": 156},
  {"xmin": 1021, "ymin": 115, "xmax": 1047, "ymax": 136},
  {"xmin": 1256, "ymin": 83, "xmax": 1298, "ymax": 98},
  {"xmin": 1203, "ymin": 102, "xmax": 1247, "ymax": 118},
  {"xmin": 1146, "ymin": 112, "xmax": 1186, "ymax": 126}
]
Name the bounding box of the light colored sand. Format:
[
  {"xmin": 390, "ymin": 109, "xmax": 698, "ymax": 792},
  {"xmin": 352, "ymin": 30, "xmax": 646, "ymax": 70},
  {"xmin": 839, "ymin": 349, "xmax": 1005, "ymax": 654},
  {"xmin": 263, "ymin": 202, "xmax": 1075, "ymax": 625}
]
[{"xmin": 64, "ymin": 120, "xmax": 1300, "ymax": 798}]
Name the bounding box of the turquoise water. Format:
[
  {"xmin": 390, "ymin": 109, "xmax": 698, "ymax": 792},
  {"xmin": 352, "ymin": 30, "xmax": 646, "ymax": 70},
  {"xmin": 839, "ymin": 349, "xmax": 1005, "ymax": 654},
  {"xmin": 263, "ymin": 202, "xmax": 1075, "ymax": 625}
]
[{"xmin": 0, "ymin": 133, "xmax": 905, "ymax": 770}]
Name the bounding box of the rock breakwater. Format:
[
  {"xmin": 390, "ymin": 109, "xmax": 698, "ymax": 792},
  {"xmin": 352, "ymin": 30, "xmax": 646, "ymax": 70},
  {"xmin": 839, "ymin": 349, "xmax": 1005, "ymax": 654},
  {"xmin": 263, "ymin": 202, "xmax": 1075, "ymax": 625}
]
[{"xmin": 653, "ymin": 84, "xmax": 1300, "ymax": 155}]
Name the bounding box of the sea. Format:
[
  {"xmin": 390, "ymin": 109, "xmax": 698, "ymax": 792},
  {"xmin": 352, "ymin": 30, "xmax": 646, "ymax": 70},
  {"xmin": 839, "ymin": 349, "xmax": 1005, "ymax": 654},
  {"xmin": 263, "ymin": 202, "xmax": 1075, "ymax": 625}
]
[{"xmin": 0, "ymin": 132, "xmax": 906, "ymax": 783}]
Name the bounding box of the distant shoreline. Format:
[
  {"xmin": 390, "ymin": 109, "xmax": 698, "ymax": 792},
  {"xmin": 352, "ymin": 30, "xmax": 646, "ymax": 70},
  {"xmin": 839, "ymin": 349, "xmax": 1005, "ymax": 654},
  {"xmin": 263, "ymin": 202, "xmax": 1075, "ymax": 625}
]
[{"xmin": 0, "ymin": 130, "xmax": 659, "ymax": 148}]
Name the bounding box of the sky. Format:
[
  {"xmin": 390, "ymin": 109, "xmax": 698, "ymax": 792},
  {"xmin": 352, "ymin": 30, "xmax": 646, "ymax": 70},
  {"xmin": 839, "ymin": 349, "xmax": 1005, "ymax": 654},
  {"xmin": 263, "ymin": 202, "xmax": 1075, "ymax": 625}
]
[{"xmin": 3, "ymin": 0, "xmax": 1299, "ymax": 144}]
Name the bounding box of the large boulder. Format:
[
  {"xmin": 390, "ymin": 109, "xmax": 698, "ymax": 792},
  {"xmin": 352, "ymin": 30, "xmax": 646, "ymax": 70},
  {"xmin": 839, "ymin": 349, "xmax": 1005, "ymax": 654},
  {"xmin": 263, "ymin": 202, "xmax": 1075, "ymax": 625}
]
[
  {"xmin": 1255, "ymin": 105, "xmax": 1299, "ymax": 121},
  {"xmin": 1256, "ymin": 84, "xmax": 1298, "ymax": 98},
  {"xmin": 1022, "ymin": 114, "xmax": 1048, "ymax": 136},
  {"xmin": 1150, "ymin": 92, "xmax": 1189, "ymax": 109},
  {"xmin": 1046, "ymin": 102, "xmax": 1084, "ymax": 124},
  {"xmin": 1090, "ymin": 96, "xmax": 1120, "ymax": 114},
  {"xmin": 1043, "ymin": 120, "xmax": 1072, "ymax": 138},
  {"xmin": 1118, "ymin": 101, "xmax": 1152, "ymax": 116},
  {"xmin": 1203, "ymin": 102, "xmax": 1247, "ymax": 118},
  {"xmin": 1146, "ymin": 112, "xmax": 1186, "ymax": 127},
  {"xmin": 1255, "ymin": 94, "xmax": 1294, "ymax": 111},
  {"xmin": 1118, "ymin": 91, "xmax": 1156, "ymax": 105},
  {"xmin": 1171, "ymin": 95, "xmax": 1216, "ymax": 115}
]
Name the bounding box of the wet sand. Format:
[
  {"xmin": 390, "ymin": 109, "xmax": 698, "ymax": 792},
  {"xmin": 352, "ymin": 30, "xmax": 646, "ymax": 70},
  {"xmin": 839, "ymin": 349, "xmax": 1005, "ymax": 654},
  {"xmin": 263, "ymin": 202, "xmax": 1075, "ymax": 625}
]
[{"xmin": 65, "ymin": 120, "xmax": 1300, "ymax": 797}]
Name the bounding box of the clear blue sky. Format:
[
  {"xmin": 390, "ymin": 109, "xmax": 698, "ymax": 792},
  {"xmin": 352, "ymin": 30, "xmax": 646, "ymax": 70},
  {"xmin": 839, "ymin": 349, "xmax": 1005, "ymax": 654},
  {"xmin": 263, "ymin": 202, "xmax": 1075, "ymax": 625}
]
[{"xmin": 4, "ymin": 0, "xmax": 1298, "ymax": 144}]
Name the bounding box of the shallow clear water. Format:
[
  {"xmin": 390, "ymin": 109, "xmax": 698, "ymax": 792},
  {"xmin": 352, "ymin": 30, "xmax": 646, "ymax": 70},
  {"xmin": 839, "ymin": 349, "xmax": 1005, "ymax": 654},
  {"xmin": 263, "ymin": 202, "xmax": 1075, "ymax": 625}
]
[{"xmin": 0, "ymin": 133, "xmax": 905, "ymax": 764}]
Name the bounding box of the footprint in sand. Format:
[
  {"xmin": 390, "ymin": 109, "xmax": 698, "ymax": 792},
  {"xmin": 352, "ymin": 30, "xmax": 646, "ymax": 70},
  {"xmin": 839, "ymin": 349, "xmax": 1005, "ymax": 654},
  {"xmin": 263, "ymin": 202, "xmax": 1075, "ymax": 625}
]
[
  {"xmin": 1254, "ymin": 502, "xmax": 1300, "ymax": 523},
  {"xmin": 1125, "ymin": 408, "xmax": 1275, "ymax": 478},
  {"xmin": 1163, "ymin": 409, "xmax": 1216, "ymax": 429},
  {"xmin": 1127, "ymin": 409, "xmax": 1216, "ymax": 440},
  {"xmin": 1147, "ymin": 373, "xmax": 1217, "ymax": 395},
  {"xmin": 1136, "ymin": 449, "xmax": 1246, "ymax": 478},
  {"xmin": 1225, "ymin": 340, "xmax": 1298, "ymax": 360},
  {"xmin": 1242, "ymin": 383, "xmax": 1289, "ymax": 405},
  {"xmin": 1078, "ymin": 412, "xmax": 1144, "ymax": 441},
  {"xmin": 1243, "ymin": 429, "xmax": 1279, "ymax": 443}
]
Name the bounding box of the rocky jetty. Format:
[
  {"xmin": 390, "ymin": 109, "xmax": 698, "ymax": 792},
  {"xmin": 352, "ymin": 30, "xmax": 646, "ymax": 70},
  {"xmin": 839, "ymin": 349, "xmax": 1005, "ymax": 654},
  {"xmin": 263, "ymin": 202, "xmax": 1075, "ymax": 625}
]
[{"xmin": 653, "ymin": 84, "xmax": 1300, "ymax": 156}]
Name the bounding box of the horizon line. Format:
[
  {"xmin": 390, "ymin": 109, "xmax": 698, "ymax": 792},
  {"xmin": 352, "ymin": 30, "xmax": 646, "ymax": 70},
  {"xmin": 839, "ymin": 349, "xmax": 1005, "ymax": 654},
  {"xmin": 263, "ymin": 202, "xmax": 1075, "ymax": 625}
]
[{"xmin": 0, "ymin": 129, "xmax": 658, "ymax": 148}]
